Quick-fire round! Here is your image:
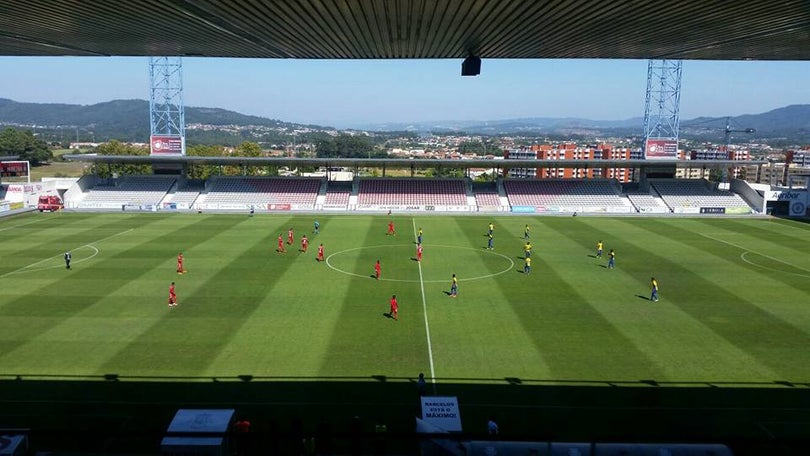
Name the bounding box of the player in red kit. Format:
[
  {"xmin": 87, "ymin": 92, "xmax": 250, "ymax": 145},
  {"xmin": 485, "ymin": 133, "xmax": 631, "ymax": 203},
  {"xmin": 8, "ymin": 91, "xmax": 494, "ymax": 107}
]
[
  {"xmin": 301, "ymin": 234, "xmax": 309, "ymax": 253},
  {"xmin": 387, "ymin": 221, "xmax": 395, "ymax": 236},
  {"xmin": 168, "ymin": 282, "xmax": 177, "ymax": 307},
  {"xmin": 317, "ymin": 243, "xmax": 324, "ymax": 262},
  {"xmin": 287, "ymin": 228, "xmax": 294, "ymax": 245},
  {"xmin": 374, "ymin": 259, "xmax": 381, "ymax": 279},
  {"xmin": 416, "ymin": 243, "xmax": 423, "ymax": 262},
  {"xmin": 389, "ymin": 295, "xmax": 398, "ymax": 320},
  {"xmin": 177, "ymin": 252, "xmax": 185, "ymax": 274},
  {"xmin": 276, "ymin": 234, "xmax": 286, "ymax": 253}
]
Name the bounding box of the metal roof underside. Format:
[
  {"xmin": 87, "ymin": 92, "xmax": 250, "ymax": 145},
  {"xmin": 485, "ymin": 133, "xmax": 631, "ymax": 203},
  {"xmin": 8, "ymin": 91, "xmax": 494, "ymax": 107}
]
[{"xmin": 2, "ymin": 0, "xmax": 810, "ymax": 59}]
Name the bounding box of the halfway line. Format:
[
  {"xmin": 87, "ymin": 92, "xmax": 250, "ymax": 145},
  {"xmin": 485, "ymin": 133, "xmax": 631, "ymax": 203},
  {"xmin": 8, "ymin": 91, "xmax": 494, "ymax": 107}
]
[{"xmin": 413, "ymin": 217, "xmax": 436, "ymax": 394}]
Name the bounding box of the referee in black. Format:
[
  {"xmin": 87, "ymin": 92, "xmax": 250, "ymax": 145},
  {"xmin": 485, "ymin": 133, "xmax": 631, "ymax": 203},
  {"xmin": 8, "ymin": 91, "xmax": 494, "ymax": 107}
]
[{"xmin": 64, "ymin": 251, "xmax": 71, "ymax": 270}]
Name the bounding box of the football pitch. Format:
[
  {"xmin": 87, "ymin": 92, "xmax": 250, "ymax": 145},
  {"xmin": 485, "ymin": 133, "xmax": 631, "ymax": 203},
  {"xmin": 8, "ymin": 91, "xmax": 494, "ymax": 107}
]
[{"xmin": 2, "ymin": 211, "xmax": 809, "ymax": 384}]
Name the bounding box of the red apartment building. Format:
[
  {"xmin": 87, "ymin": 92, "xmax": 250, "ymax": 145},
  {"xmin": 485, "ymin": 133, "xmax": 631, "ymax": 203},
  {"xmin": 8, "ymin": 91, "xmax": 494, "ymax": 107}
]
[{"xmin": 504, "ymin": 143, "xmax": 634, "ymax": 182}]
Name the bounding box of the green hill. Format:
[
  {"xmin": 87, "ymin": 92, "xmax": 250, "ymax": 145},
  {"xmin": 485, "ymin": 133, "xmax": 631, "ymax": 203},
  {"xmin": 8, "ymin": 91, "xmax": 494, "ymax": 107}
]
[{"xmin": 0, "ymin": 98, "xmax": 330, "ymax": 142}]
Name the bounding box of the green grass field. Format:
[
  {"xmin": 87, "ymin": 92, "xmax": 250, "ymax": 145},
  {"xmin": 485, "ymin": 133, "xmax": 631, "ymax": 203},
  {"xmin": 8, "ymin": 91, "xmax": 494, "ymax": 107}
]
[
  {"xmin": 2, "ymin": 212, "xmax": 809, "ymax": 383},
  {"xmin": 2, "ymin": 212, "xmax": 810, "ymax": 453}
]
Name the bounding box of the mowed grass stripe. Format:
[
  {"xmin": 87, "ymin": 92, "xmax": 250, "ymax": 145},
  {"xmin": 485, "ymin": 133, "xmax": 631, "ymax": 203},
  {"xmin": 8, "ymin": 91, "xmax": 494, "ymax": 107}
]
[
  {"xmin": 647, "ymin": 218, "xmax": 810, "ymax": 341},
  {"xmin": 418, "ymin": 217, "xmax": 552, "ymax": 381},
  {"xmin": 635, "ymin": 218, "xmax": 810, "ymax": 304},
  {"xmin": 0, "ymin": 213, "xmax": 53, "ymax": 231},
  {"xmin": 203, "ymin": 216, "xmax": 349, "ymax": 377},
  {"xmin": 0, "ymin": 214, "xmax": 150, "ymax": 274},
  {"xmin": 556, "ymin": 218, "xmax": 779, "ymax": 381},
  {"xmin": 0, "ymin": 213, "xmax": 92, "ymax": 246},
  {"xmin": 318, "ymin": 216, "xmax": 429, "ymax": 378},
  {"xmin": 708, "ymin": 218, "xmax": 810, "ymax": 254},
  {"xmin": 0, "ymin": 212, "xmax": 93, "ymax": 244},
  {"xmin": 0, "ymin": 215, "xmax": 173, "ymax": 312},
  {"xmin": 605, "ymin": 218, "xmax": 810, "ymax": 380},
  {"xmin": 767, "ymin": 217, "xmax": 810, "ymax": 237},
  {"xmin": 2, "ymin": 214, "xmax": 809, "ymax": 385},
  {"xmin": 0, "ymin": 215, "xmax": 220, "ymax": 373},
  {"xmin": 98, "ymin": 215, "xmax": 293, "ymax": 376},
  {"xmin": 690, "ymin": 219, "xmax": 810, "ymax": 276},
  {"xmin": 442, "ymin": 219, "xmax": 658, "ymax": 380},
  {"xmin": 516, "ymin": 218, "xmax": 667, "ymax": 381}
]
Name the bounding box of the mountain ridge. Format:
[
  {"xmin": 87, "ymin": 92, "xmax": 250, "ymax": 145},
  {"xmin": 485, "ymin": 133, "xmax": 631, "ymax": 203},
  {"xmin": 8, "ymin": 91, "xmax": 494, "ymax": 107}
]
[{"xmin": 1, "ymin": 98, "xmax": 810, "ymax": 142}]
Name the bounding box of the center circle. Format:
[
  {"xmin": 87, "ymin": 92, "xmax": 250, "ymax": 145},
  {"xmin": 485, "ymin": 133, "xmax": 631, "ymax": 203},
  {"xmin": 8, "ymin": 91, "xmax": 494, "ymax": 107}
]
[{"xmin": 325, "ymin": 244, "xmax": 515, "ymax": 283}]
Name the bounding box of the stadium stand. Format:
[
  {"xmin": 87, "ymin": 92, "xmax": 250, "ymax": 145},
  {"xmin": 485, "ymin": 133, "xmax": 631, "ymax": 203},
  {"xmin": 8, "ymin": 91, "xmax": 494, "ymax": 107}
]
[
  {"xmin": 626, "ymin": 192, "xmax": 670, "ymax": 213},
  {"xmin": 471, "ymin": 181, "xmax": 505, "ymax": 211},
  {"xmin": 504, "ymin": 179, "xmax": 633, "ymax": 213},
  {"xmin": 162, "ymin": 181, "xmax": 204, "ymax": 209},
  {"xmin": 357, "ymin": 179, "xmax": 467, "ymax": 206},
  {"xmin": 201, "ymin": 177, "xmax": 321, "ymax": 209},
  {"xmin": 323, "ymin": 190, "xmax": 350, "ymax": 207},
  {"xmin": 77, "ymin": 176, "xmax": 176, "ymax": 209},
  {"xmin": 650, "ymin": 179, "xmax": 752, "ymax": 213},
  {"xmin": 62, "ymin": 174, "xmax": 764, "ymax": 215},
  {"xmin": 474, "ymin": 191, "xmax": 501, "ymax": 209}
]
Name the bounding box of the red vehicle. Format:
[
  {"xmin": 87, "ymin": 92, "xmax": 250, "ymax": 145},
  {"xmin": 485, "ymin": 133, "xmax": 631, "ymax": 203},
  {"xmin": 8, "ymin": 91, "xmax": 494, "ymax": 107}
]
[{"xmin": 37, "ymin": 195, "xmax": 63, "ymax": 212}]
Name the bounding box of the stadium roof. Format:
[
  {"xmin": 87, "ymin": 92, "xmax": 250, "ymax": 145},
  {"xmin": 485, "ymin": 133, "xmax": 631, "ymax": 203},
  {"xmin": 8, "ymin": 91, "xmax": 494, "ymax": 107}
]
[
  {"xmin": 3, "ymin": 1, "xmax": 810, "ymax": 60},
  {"xmin": 64, "ymin": 154, "xmax": 768, "ymax": 169}
]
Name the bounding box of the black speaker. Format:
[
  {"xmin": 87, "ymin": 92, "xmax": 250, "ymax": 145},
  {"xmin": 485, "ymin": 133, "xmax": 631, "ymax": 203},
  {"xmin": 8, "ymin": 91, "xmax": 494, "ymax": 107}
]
[{"xmin": 461, "ymin": 56, "xmax": 481, "ymax": 76}]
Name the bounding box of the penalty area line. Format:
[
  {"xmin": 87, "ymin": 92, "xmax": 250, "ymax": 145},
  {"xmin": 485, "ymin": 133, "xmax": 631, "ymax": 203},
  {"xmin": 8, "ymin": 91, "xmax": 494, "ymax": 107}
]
[
  {"xmin": 0, "ymin": 228, "xmax": 134, "ymax": 278},
  {"xmin": 699, "ymin": 232, "xmax": 810, "ymax": 274},
  {"xmin": 413, "ymin": 218, "xmax": 436, "ymax": 394}
]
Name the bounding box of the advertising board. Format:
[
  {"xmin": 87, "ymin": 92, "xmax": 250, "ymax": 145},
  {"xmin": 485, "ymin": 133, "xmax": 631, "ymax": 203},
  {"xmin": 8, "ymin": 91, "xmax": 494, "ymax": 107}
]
[
  {"xmin": 150, "ymin": 135, "xmax": 185, "ymax": 155},
  {"xmin": 645, "ymin": 139, "xmax": 678, "ymax": 159}
]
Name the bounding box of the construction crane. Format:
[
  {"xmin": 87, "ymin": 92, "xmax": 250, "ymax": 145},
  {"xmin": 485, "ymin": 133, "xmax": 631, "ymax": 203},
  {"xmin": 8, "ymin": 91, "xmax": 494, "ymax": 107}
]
[
  {"xmin": 723, "ymin": 117, "xmax": 755, "ymax": 152},
  {"xmin": 721, "ymin": 117, "xmax": 755, "ymax": 184}
]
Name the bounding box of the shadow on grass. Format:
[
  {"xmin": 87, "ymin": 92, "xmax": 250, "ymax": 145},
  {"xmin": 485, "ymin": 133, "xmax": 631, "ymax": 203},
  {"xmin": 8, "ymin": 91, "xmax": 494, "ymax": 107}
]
[
  {"xmin": 636, "ymin": 295, "xmax": 650, "ymax": 301},
  {"xmin": 1, "ymin": 375, "xmax": 810, "ymax": 455}
]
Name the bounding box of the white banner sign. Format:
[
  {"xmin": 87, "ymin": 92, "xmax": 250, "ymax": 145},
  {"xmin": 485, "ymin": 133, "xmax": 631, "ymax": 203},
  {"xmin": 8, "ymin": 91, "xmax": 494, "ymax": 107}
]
[
  {"xmin": 421, "ymin": 396, "xmax": 462, "ymax": 432},
  {"xmin": 765, "ymin": 190, "xmax": 807, "ymax": 202}
]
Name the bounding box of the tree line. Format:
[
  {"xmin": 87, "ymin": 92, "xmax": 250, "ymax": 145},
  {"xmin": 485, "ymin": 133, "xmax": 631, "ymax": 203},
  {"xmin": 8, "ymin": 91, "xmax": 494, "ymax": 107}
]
[{"xmin": 0, "ymin": 127, "xmax": 53, "ymax": 165}]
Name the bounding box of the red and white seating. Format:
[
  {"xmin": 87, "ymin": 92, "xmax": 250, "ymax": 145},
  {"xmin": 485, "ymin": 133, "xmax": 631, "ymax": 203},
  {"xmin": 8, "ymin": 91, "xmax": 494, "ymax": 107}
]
[
  {"xmin": 504, "ymin": 179, "xmax": 631, "ymax": 212},
  {"xmin": 204, "ymin": 177, "xmax": 321, "ymax": 207},
  {"xmin": 323, "ymin": 190, "xmax": 350, "ymax": 206},
  {"xmin": 474, "ymin": 191, "xmax": 501, "ymax": 207},
  {"xmin": 357, "ymin": 179, "xmax": 467, "ymax": 206}
]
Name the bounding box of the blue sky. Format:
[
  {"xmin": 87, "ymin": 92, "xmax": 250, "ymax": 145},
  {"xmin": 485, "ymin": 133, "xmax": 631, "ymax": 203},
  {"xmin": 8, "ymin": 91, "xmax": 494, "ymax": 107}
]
[{"xmin": 0, "ymin": 57, "xmax": 808, "ymax": 128}]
